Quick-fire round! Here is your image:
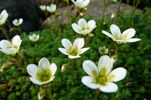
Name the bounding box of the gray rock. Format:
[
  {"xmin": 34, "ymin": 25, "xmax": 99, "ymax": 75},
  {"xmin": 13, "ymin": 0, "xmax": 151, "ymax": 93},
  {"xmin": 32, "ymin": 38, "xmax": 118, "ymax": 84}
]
[{"xmin": 0, "ymin": 0, "xmax": 45, "ymax": 40}]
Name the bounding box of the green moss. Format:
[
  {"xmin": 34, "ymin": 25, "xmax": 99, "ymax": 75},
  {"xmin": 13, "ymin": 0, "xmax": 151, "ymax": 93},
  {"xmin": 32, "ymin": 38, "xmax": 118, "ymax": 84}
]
[{"xmin": 0, "ymin": 8, "xmax": 151, "ymax": 100}]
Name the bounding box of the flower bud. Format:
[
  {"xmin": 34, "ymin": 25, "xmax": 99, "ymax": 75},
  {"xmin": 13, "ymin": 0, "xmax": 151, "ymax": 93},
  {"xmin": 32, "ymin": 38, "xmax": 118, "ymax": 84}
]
[
  {"xmin": 111, "ymin": 55, "xmax": 118, "ymax": 64},
  {"xmin": 99, "ymin": 46, "xmax": 108, "ymax": 54}
]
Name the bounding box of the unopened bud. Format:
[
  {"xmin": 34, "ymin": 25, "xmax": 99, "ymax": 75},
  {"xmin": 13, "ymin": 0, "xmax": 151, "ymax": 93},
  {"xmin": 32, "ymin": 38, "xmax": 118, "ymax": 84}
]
[
  {"xmin": 89, "ymin": 33, "xmax": 94, "ymax": 37},
  {"xmin": 38, "ymin": 90, "xmax": 45, "ymax": 100},
  {"xmin": 0, "ymin": 62, "xmax": 12, "ymax": 72},
  {"xmin": 111, "ymin": 55, "xmax": 118, "ymax": 64},
  {"xmin": 84, "ymin": 8, "xmax": 87, "ymax": 11},
  {"xmin": 80, "ymin": 13, "xmax": 84, "ymax": 17},
  {"xmin": 70, "ymin": 5, "xmax": 75, "ymax": 11},
  {"xmin": 111, "ymin": 0, "xmax": 117, "ymax": 3},
  {"xmin": 59, "ymin": 23, "xmax": 64, "ymax": 31},
  {"xmin": 99, "ymin": 46, "xmax": 108, "ymax": 54},
  {"xmin": 76, "ymin": 11, "xmax": 80, "ymax": 17},
  {"xmin": 111, "ymin": 12, "xmax": 116, "ymax": 19}
]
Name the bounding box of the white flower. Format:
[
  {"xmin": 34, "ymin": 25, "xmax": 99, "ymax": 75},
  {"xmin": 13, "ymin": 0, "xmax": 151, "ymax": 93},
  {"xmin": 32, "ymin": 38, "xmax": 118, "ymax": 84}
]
[
  {"xmin": 12, "ymin": 18, "xmax": 23, "ymax": 26},
  {"xmin": 99, "ymin": 46, "xmax": 108, "ymax": 54},
  {"xmin": 29, "ymin": 34, "xmax": 39, "ymax": 42},
  {"xmin": 82, "ymin": 55, "xmax": 127, "ymax": 93},
  {"xmin": 102, "ymin": 24, "xmax": 141, "ymax": 44},
  {"xmin": 72, "ymin": 18, "xmax": 96, "ymax": 35},
  {"xmin": 0, "ymin": 35, "xmax": 22, "ymax": 56},
  {"xmin": 0, "ymin": 10, "xmax": 8, "ymax": 26},
  {"xmin": 47, "ymin": 4, "xmax": 56, "ymax": 13},
  {"xmin": 40, "ymin": 5, "xmax": 46, "ymax": 11},
  {"xmin": 71, "ymin": 0, "xmax": 90, "ymax": 10},
  {"xmin": 27, "ymin": 57, "xmax": 57, "ymax": 85},
  {"xmin": 58, "ymin": 38, "xmax": 90, "ymax": 59}
]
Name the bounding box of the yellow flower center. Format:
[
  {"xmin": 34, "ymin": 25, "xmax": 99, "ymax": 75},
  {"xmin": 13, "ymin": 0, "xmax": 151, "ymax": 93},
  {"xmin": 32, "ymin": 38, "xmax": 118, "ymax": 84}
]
[
  {"xmin": 36, "ymin": 68, "xmax": 52, "ymax": 82},
  {"xmin": 66, "ymin": 46, "xmax": 80, "ymax": 56},
  {"xmin": 92, "ymin": 67, "xmax": 114, "ymax": 86},
  {"xmin": 33, "ymin": 37, "xmax": 37, "ymax": 40}
]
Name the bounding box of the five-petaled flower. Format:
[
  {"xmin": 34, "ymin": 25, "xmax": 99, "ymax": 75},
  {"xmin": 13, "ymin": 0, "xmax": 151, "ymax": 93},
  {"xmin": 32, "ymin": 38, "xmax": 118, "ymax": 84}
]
[
  {"xmin": 72, "ymin": 18, "xmax": 96, "ymax": 36},
  {"xmin": 47, "ymin": 4, "xmax": 56, "ymax": 13},
  {"xmin": 0, "ymin": 10, "xmax": 8, "ymax": 26},
  {"xmin": 102, "ymin": 24, "xmax": 141, "ymax": 44},
  {"xmin": 82, "ymin": 55, "xmax": 127, "ymax": 93},
  {"xmin": 0, "ymin": 35, "xmax": 22, "ymax": 56},
  {"xmin": 27, "ymin": 57, "xmax": 57, "ymax": 85},
  {"xmin": 71, "ymin": 0, "xmax": 90, "ymax": 11},
  {"xmin": 29, "ymin": 34, "xmax": 39, "ymax": 42},
  {"xmin": 58, "ymin": 38, "xmax": 90, "ymax": 59},
  {"xmin": 12, "ymin": 18, "xmax": 23, "ymax": 26}
]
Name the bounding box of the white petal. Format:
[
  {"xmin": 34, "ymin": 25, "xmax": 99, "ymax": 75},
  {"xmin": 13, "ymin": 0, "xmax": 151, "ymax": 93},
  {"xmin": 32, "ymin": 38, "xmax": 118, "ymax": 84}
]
[
  {"xmin": 12, "ymin": 35, "xmax": 22, "ymax": 46},
  {"xmin": 81, "ymin": 76, "xmax": 99, "ymax": 89},
  {"xmin": 30, "ymin": 77, "xmax": 43, "ymax": 85},
  {"xmin": 126, "ymin": 38, "xmax": 141, "ymax": 42},
  {"xmin": 49, "ymin": 63, "xmax": 57, "ymax": 77},
  {"xmin": 98, "ymin": 55, "xmax": 113, "ymax": 75},
  {"xmin": 87, "ymin": 20, "xmax": 96, "ymax": 29},
  {"xmin": 72, "ymin": 23, "xmax": 81, "ymax": 33},
  {"xmin": 78, "ymin": 18, "xmax": 87, "ymax": 28},
  {"xmin": 122, "ymin": 28, "xmax": 135, "ymax": 39},
  {"xmin": 58, "ymin": 48, "xmax": 69, "ymax": 55},
  {"xmin": 7, "ymin": 48, "xmax": 18, "ymax": 56},
  {"xmin": 108, "ymin": 67, "xmax": 127, "ymax": 82},
  {"xmin": 19, "ymin": 18, "xmax": 23, "ymax": 24},
  {"xmin": 83, "ymin": 0, "xmax": 90, "ymax": 6},
  {"xmin": 38, "ymin": 57, "xmax": 51, "ymax": 70},
  {"xmin": 73, "ymin": 38, "xmax": 84, "ymax": 49},
  {"xmin": 27, "ymin": 64, "xmax": 39, "ymax": 77},
  {"xmin": 110, "ymin": 24, "xmax": 121, "ymax": 38},
  {"xmin": 114, "ymin": 40, "xmax": 126, "ymax": 44},
  {"xmin": 99, "ymin": 82, "xmax": 118, "ymax": 93},
  {"xmin": 102, "ymin": 30, "xmax": 114, "ymax": 40},
  {"xmin": 83, "ymin": 60, "xmax": 99, "ymax": 76},
  {"xmin": 80, "ymin": 47, "xmax": 90, "ymax": 54},
  {"xmin": 61, "ymin": 38, "xmax": 72, "ymax": 49},
  {"xmin": 0, "ymin": 40, "xmax": 11, "ymax": 49},
  {"xmin": 68, "ymin": 55, "xmax": 80, "ymax": 59}
]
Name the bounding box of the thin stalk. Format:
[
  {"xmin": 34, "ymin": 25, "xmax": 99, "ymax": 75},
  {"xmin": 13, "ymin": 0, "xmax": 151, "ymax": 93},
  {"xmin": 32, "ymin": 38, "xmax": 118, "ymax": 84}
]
[
  {"xmin": 116, "ymin": 0, "xmax": 122, "ymax": 24},
  {"xmin": 125, "ymin": 0, "xmax": 130, "ymax": 13},
  {"xmin": 0, "ymin": 27, "xmax": 10, "ymax": 41},
  {"xmin": 144, "ymin": 8, "xmax": 151, "ymax": 22},
  {"xmin": 93, "ymin": 89, "xmax": 100, "ymax": 100},
  {"xmin": 11, "ymin": 55, "xmax": 26, "ymax": 71},
  {"xmin": 55, "ymin": 14, "xmax": 60, "ymax": 36},
  {"xmin": 72, "ymin": 59, "xmax": 74, "ymax": 87},
  {"xmin": 17, "ymin": 26, "xmax": 22, "ymax": 34},
  {"xmin": 77, "ymin": 36, "xmax": 88, "ymax": 71},
  {"xmin": 129, "ymin": 0, "xmax": 139, "ymax": 26},
  {"xmin": 102, "ymin": 0, "xmax": 109, "ymax": 24},
  {"xmin": 48, "ymin": 83, "xmax": 53, "ymax": 99}
]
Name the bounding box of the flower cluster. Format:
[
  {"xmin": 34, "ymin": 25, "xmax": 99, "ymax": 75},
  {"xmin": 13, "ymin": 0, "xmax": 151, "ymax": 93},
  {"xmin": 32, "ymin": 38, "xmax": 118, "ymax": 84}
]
[{"xmin": 40, "ymin": 4, "xmax": 56, "ymax": 14}]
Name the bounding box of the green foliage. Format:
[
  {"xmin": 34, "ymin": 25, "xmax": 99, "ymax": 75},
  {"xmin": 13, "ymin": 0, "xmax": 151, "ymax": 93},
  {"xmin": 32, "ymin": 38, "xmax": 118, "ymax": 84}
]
[{"xmin": 0, "ymin": 9, "xmax": 151, "ymax": 100}]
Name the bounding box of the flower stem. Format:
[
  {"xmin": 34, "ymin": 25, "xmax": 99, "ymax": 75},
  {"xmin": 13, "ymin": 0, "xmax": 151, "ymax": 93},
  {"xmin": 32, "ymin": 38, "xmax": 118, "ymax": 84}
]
[
  {"xmin": 55, "ymin": 14, "xmax": 59, "ymax": 36},
  {"xmin": 116, "ymin": 0, "xmax": 122, "ymax": 24},
  {"xmin": 77, "ymin": 36, "xmax": 88, "ymax": 71},
  {"xmin": 11, "ymin": 55, "xmax": 26, "ymax": 71},
  {"xmin": 144, "ymin": 8, "xmax": 151, "ymax": 22},
  {"xmin": 0, "ymin": 27, "xmax": 10, "ymax": 41},
  {"xmin": 93, "ymin": 89, "xmax": 100, "ymax": 100},
  {"xmin": 48, "ymin": 83, "xmax": 53, "ymax": 99},
  {"xmin": 72, "ymin": 59, "xmax": 74, "ymax": 87}
]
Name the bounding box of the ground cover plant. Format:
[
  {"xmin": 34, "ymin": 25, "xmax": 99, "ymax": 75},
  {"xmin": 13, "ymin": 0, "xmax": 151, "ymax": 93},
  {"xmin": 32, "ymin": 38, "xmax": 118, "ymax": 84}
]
[{"xmin": 0, "ymin": 0, "xmax": 151, "ymax": 100}]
